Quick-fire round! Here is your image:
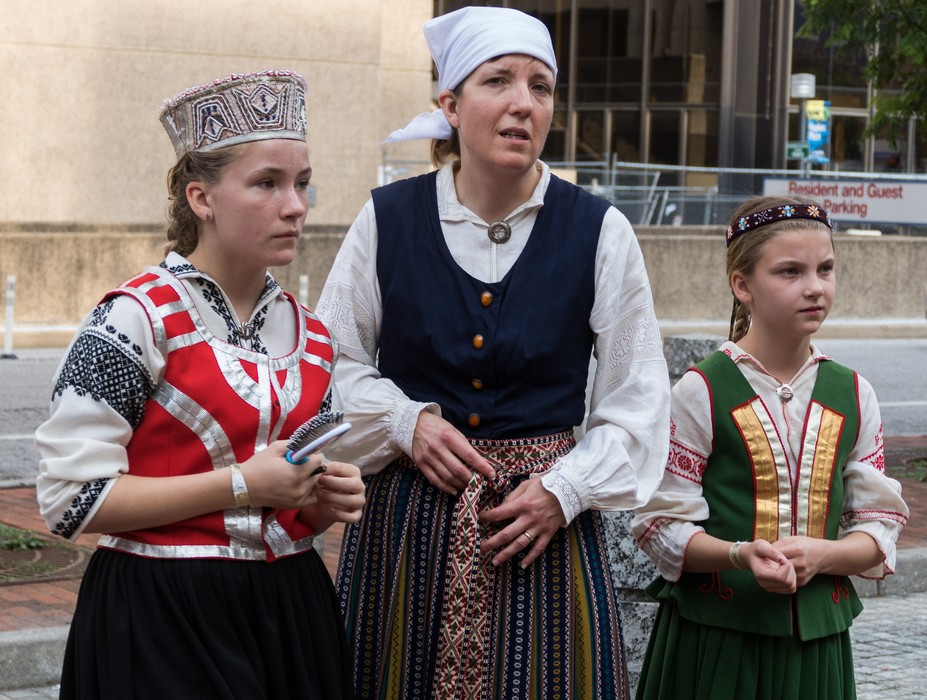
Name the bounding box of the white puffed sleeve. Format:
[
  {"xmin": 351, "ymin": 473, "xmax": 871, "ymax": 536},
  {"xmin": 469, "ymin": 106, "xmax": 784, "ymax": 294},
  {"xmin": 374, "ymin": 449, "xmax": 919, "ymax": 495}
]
[
  {"xmin": 540, "ymin": 207, "xmax": 671, "ymax": 523},
  {"xmin": 839, "ymin": 375, "xmax": 909, "ymax": 579},
  {"xmin": 631, "ymin": 370, "xmax": 713, "ymax": 580},
  {"xmin": 315, "ymin": 200, "xmax": 438, "ymax": 474},
  {"xmin": 35, "ymin": 294, "xmax": 165, "ymax": 541}
]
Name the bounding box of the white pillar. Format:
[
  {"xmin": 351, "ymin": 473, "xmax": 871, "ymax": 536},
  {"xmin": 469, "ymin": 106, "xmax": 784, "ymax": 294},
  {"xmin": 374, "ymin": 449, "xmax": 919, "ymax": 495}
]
[{"xmin": 3, "ymin": 275, "xmax": 15, "ymax": 358}]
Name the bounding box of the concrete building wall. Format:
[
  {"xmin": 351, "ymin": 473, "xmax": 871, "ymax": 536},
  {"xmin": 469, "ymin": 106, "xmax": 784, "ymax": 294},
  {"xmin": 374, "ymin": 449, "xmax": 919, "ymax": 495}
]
[
  {"xmin": 0, "ymin": 0, "xmax": 433, "ymax": 228},
  {"xmin": 2, "ymin": 226, "xmax": 924, "ymax": 348},
  {"xmin": 1, "ymin": 3, "xmax": 923, "ymax": 347}
]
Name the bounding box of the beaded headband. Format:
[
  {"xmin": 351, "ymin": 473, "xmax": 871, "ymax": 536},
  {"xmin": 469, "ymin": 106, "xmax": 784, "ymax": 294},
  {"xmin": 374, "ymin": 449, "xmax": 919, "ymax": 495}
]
[
  {"xmin": 725, "ymin": 203, "xmax": 834, "ymax": 247},
  {"xmin": 159, "ymin": 70, "xmax": 307, "ymax": 158}
]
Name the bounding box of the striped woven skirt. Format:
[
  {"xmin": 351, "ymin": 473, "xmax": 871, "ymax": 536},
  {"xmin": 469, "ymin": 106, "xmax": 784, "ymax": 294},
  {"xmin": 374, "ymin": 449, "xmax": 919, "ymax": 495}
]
[{"xmin": 336, "ymin": 431, "xmax": 629, "ymax": 700}]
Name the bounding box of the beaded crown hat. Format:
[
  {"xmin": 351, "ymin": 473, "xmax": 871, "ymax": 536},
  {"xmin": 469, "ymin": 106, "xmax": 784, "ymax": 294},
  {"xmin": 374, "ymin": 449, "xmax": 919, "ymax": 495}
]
[{"xmin": 159, "ymin": 70, "xmax": 307, "ymax": 158}]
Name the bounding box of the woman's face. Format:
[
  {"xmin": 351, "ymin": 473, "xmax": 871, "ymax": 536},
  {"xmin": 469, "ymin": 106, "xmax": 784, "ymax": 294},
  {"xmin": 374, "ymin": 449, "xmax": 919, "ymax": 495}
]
[
  {"xmin": 196, "ymin": 139, "xmax": 311, "ymax": 273},
  {"xmin": 440, "ymin": 54, "xmax": 554, "ymax": 176}
]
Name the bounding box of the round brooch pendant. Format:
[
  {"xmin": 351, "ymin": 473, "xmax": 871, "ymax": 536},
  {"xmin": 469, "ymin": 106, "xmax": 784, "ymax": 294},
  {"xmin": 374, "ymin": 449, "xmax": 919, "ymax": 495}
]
[
  {"xmin": 487, "ymin": 220, "xmax": 512, "ymax": 244},
  {"xmin": 776, "ymin": 383, "xmax": 794, "ymax": 402}
]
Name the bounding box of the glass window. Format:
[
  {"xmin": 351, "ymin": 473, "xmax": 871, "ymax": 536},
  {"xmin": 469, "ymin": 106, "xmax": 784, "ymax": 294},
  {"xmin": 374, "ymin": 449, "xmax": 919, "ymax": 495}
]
[
  {"xmin": 575, "ymin": 6, "xmax": 631, "ymax": 103},
  {"xmin": 793, "ymin": 1, "xmax": 869, "ymax": 109},
  {"xmin": 611, "ymin": 110, "xmax": 641, "ymax": 162},
  {"xmin": 872, "ymin": 122, "xmax": 907, "ymax": 173},
  {"xmin": 686, "ymin": 109, "xmax": 718, "ymax": 168},
  {"xmin": 543, "ymin": 104, "xmax": 569, "ymax": 162},
  {"xmin": 576, "ymin": 110, "xmax": 606, "ymax": 162},
  {"xmin": 649, "ymin": 111, "xmax": 681, "ymax": 165},
  {"xmin": 649, "ymin": 0, "xmax": 723, "ymax": 104}
]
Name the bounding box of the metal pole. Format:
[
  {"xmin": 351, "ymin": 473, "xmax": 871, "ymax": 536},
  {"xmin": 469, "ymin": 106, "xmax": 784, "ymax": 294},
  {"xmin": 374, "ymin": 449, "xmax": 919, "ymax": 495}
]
[
  {"xmin": 800, "ymin": 98, "xmax": 808, "ymax": 175},
  {"xmin": 2, "ymin": 275, "xmax": 16, "ymax": 359}
]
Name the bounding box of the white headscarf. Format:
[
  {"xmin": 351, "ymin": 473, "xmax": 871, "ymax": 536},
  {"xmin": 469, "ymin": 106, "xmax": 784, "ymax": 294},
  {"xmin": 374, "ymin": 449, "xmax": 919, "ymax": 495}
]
[{"xmin": 382, "ymin": 6, "xmax": 558, "ymax": 144}]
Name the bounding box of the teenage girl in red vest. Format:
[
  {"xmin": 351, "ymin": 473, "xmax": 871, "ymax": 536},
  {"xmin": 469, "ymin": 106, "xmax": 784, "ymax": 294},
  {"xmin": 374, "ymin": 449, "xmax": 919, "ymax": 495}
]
[
  {"xmin": 35, "ymin": 71, "xmax": 363, "ymax": 699},
  {"xmin": 632, "ymin": 195, "xmax": 908, "ymax": 699}
]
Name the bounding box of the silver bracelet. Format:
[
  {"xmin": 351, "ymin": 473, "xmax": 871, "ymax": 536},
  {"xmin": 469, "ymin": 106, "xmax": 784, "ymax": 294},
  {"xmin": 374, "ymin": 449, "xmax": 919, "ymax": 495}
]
[
  {"xmin": 229, "ymin": 463, "xmax": 250, "ymax": 507},
  {"xmin": 729, "ymin": 541, "xmax": 747, "ymax": 570}
]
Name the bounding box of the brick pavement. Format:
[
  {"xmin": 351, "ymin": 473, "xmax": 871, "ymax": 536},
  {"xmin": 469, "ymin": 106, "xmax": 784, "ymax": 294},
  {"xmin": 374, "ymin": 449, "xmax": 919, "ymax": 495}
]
[{"xmin": 0, "ymin": 488, "xmax": 345, "ymax": 636}]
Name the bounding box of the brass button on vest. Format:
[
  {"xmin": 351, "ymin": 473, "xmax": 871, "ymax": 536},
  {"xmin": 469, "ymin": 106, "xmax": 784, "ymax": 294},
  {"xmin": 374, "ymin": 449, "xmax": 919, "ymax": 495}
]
[
  {"xmin": 480, "ymin": 291, "xmax": 493, "ymax": 307},
  {"xmin": 471, "ymin": 378, "xmax": 484, "ymax": 390},
  {"xmin": 467, "ymin": 413, "xmax": 481, "ymax": 428},
  {"xmin": 473, "ymin": 334, "xmax": 484, "ymax": 350}
]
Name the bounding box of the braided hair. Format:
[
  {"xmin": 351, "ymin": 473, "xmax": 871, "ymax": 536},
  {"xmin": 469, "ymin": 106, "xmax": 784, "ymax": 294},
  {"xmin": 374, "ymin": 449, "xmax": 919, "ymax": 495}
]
[{"xmin": 164, "ymin": 144, "xmax": 246, "ymax": 257}]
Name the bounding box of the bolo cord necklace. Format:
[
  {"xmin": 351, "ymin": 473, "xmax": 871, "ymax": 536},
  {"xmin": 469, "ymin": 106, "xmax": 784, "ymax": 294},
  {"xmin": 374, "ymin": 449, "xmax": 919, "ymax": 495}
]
[
  {"xmin": 774, "ymin": 347, "xmax": 814, "ymax": 402},
  {"xmin": 776, "ymin": 382, "xmax": 794, "ymax": 402}
]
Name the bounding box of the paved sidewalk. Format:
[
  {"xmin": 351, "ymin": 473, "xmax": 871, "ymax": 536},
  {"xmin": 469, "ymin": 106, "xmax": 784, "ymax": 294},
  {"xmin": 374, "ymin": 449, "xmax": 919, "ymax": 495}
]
[
  {"xmin": 0, "ymin": 435, "xmax": 927, "ymax": 700},
  {"xmin": 6, "ymin": 589, "xmax": 927, "ymax": 700},
  {"xmin": 1, "ymin": 434, "xmax": 925, "ymax": 694}
]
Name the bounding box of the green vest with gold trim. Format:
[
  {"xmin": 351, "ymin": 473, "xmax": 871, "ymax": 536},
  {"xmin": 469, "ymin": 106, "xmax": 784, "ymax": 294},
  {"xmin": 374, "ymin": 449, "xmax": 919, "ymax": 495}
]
[{"xmin": 653, "ymin": 350, "xmax": 863, "ymax": 640}]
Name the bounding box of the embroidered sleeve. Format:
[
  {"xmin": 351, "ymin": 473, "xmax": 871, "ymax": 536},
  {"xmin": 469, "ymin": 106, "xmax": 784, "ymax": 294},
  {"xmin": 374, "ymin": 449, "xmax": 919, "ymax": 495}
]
[
  {"xmin": 858, "ymin": 424, "xmax": 886, "ymax": 473},
  {"xmin": 36, "ymin": 294, "xmax": 163, "ymax": 541},
  {"xmin": 666, "ymin": 434, "xmax": 708, "ymax": 484},
  {"xmin": 839, "ymin": 376, "xmax": 909, "ymax": 579},
  {"xmin": 52, "ymin": 299, "xmax": 153, "ymax": 429},
  {"xmin": 540, "ymin": 470, "xmax": 584, "ymax": 524},
  {"xmin": 50, "ymin": 478, "xmax": 111, "ymax": 539},
  {"xmin": 631, "ymin": 370, "xmax": 714, "ymax": 579}
]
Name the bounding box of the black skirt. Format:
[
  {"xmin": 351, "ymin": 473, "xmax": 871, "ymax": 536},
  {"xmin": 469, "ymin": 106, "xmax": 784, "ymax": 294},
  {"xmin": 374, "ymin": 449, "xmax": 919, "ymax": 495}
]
[{"xmin": 59, "ymin": 547, "xmax": 351, "ymax": 699}]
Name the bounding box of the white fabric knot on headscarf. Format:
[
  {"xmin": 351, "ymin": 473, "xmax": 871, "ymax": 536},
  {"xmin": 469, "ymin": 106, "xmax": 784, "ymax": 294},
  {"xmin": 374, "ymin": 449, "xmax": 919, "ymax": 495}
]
[{"xmin": 382, "ymin": 6, "xmax": 558, "ymax": 145}]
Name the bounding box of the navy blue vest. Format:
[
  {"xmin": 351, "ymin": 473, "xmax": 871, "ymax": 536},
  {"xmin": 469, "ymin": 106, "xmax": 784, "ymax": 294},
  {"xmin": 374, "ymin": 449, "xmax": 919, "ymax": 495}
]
[{"xmin": 374, "ymin": 171, "xmax": 610, "ymax": 438}]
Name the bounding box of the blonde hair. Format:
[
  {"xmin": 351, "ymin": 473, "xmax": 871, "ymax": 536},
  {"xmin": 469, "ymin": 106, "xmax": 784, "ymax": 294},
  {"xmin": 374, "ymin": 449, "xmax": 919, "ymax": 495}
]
[
  {"xmin": 726, "ymin": 195, "xmax": 834, "ymax": 342},
  {"xmin": 164, "ymin": 144, "xmax": 247, "ymax": 257},
  {"xmin": 431, "ymin": 130, "xmax": 461, "ymax": 168}
]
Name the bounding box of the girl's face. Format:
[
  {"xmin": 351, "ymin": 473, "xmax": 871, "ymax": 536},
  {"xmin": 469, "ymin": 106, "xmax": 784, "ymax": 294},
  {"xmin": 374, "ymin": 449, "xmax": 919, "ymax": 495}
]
[
  {"xmin": 439, "ymin": 54, "xmax": 554, "ymax": 176},
  {"xmin": 732, "ymin": 226, "xmax": 836, "ymax": 341},
  {"xmin": 194, "ymin": 139, "xmax": 312, "ymax": 274}
]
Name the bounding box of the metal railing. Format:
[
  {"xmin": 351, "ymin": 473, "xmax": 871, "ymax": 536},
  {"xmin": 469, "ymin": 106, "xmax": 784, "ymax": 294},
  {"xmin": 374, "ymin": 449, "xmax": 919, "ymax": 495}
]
[{"xmin": 380, "ymin": 154, "xmax": 927, "ymax": 234}]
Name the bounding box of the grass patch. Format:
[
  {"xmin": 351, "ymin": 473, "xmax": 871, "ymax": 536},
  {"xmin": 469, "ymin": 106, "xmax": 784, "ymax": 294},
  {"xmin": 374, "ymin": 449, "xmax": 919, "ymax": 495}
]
[
  {"xmin": 895, "ymin": 457, "xmax": 927, "ymax": 483},
  {"xmin": 0, "ymin": 560, "xmax": 57, "ymax": 583},
  {"xmin": 0, "ymin": 523, "xmax": 47, "ymax": 551}
]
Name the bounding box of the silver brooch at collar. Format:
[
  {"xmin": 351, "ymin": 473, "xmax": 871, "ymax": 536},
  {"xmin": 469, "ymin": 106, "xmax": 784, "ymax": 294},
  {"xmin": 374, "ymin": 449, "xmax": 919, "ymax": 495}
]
[{"xmin": 487, "ymin": 220, "xmax": 512, "ymax": 244}]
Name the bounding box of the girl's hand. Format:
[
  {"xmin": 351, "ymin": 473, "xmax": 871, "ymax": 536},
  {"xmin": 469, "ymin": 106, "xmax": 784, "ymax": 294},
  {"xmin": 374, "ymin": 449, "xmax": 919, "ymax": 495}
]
[
  {"xmin": 412, "ymin": 412, "xmax": 496, "ymax": 495},
  {"xmin": 311, "ymin": 461, "xmax": 366, "ymax": 524},
  {"xmin": 772, "ymin": 535, "xmax": 828, "ymax": 587},
  {"xmin": 478, "ymin": 478, "xmax": 565, "ymax": 568},
  {"xmin": 298, "ymin": 461, "xmax": 365, "ymax": 533},
  {"xmin": 239, "ymin": 440, "xmax": 326, "ymax": 509},
  {"xmin": 741, "ymin": 539, "xmax": 797, "ymax": 594}
]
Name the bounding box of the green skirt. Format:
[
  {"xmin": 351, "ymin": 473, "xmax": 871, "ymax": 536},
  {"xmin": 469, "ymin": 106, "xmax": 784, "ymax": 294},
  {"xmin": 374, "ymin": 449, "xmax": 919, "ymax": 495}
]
[{"xmin": 636, "ymin": 599, "xmax": 857, "ymax": 700}]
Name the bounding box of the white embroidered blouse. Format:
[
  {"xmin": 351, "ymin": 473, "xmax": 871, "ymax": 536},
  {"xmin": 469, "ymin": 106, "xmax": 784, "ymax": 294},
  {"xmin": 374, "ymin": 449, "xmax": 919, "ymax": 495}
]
[
  {"xmin": 315, "ymin": 161, "xmax": 671, "ymax": 523},
  {"xmin": 631, "ymin": 341, "xmax": 909, "ymax": 582}
]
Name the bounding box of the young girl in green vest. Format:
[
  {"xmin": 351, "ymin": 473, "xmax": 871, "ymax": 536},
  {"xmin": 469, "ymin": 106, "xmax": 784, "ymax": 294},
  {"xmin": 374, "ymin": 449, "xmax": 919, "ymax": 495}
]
[{"xmin": 632, "ymin": 195, "xmax": 908, "ymax": 699}]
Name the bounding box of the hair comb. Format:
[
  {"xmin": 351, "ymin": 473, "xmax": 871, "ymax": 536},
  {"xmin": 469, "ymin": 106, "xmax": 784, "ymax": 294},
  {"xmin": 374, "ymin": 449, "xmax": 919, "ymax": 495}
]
[{"xmin": 285, "ymin": 411, "xmax": 352, "ymax": 465}]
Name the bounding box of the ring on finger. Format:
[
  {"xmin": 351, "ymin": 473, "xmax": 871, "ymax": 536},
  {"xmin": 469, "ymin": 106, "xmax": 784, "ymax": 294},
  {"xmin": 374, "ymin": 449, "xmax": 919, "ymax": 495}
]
[{"xmin": 521, "ymin": 530, "xmax": 535, "ymax": 544}]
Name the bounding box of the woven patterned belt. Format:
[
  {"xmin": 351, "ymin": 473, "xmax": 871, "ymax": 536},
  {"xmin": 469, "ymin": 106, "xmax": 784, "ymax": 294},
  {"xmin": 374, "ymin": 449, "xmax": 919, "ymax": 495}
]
[{"xmin": 426, "ymin": 430, "xmax": 576, "ymax": 700}]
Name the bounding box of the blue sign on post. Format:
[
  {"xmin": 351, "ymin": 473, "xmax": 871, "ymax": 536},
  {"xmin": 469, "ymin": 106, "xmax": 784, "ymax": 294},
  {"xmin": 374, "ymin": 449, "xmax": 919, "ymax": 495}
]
[{"xmin": 805, "ymin": 100, "xmax": 831, "ymax": 164}]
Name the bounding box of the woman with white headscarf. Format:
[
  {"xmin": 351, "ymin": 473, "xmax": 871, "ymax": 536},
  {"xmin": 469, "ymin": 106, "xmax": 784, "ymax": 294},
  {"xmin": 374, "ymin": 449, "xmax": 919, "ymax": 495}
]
[{"xmin": 317, "ymin": 6, "xmax": 670, "ymax": 698}]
